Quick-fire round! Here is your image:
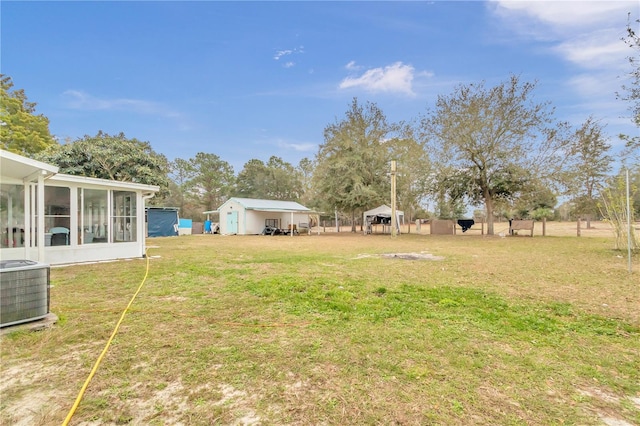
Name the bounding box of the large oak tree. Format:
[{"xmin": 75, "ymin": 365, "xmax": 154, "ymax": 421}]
[
  {"xmin": 36, "ymin": 131, "xmax": 171, "ymax": 198},
  {"xmin": 420, "ymin": 75, "xmax": 569, "ymax": 235}
]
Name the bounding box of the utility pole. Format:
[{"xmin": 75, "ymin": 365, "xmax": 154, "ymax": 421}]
[
  {"xmin": 391, "ymin": 160, "xmax": 397, "ymax": 238},
  {"xmin": 626, "ymin": 168, "xmax": 632, "ymax": 273}
]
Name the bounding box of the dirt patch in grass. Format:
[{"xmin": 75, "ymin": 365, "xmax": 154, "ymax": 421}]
[
  {"xmin": 1, "ymin": 227, "xmax": 638, "ymax": 425},
  {"xmin": 0, "ymin": 360, "xmax": 63, "ymax": 426},
  {"xmin": 577, "ymin": 386, "xmax": 640, "ymax": 426},
  {"xmin": 354, "ymin": 252, "xmax": 445, "ymax": 261}
]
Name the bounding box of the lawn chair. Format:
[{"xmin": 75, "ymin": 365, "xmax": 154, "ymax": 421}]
[{"xmin": 50, "ymin": 227, "xmax": 70, "ymax": 245}]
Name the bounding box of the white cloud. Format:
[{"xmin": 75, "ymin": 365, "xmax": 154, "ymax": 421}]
[
  {"xmin": 274, "ymin": 49, "xmax": 293, "ymax": 60},
  {"xmin": 273, "ymin": 46, "xmax": 304, "ymax": 61},
  {"xmin": 491, "ymin": 1, "xmax": 633, "ymax": 34},
  {"xmin": 276, "ymin": 140, "xmax": 317, "ymax": 152},
  {"xmin": 61, "ymin": 90, "xmax": 189, "ymax": 128},
  {"xmin": 284, "ymin": 61, "xmax": 295, "ymax": 68},
  {"xmin": 345, "ymin": 60, "xmax": 361, "ymax": 71},
  {"xmin": 552, "ymin": 29, "xmax": 629, "ymax": 70},
  {"xmin": 490, "ymin": 1, "xmax": 637, "ymax": 70},
  {"xmin": 63, "ymin": 90, "xmax": 171, "ymax": 114},
  {"xmin": 417, "ymin": 70, "xmax": 435, "ymax": 78},
  {"xmin": 339, "ymin": 61, "xmax": 417, "ymax": 96},
  {"xmin": 489, "ymin": 1, "xmax": 638, "ymax": 150},
  {"xmin": 567, "ymin": 73, "xmax": 615, "ymax": 99}
]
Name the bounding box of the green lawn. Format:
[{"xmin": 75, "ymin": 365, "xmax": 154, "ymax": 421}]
[{"xmin": 1, "ymin": 232, "xmax": 639, "ymax": 425}]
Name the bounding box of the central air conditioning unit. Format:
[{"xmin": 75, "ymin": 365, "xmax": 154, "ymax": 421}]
[{"xmin": 0, "ymin": 260, "xmax": 50, "ymax": 328}]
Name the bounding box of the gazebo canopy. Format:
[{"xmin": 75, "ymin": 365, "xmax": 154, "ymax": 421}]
[{"xmin": 363, "ymin": 205, "xmax": 404, "ymax": 224}]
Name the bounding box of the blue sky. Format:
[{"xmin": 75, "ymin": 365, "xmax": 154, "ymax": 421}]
[{"xmin": 2, "ymin": 1, "xmax": 638, "ymax": 172}]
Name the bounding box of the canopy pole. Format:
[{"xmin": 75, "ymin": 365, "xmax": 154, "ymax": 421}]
[
  {"xmin": 626, "ymin": 168, "xmax": 632, "ymax": 273},
  {"xmin": 391, "ymin": 160, "xmax": 397, "ymax": 238}
]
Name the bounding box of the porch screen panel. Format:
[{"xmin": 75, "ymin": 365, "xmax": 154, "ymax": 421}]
[
  {"xmin": 45, "ymin": 186, "xmax": 71, "ymax": 245},
  {"xmin": 79, "ymin": 189, "xmax": 108, "ymax": 244},
  {"xmin": 112, "ymin": 191, "xmax": 136, "ymax": 242},
  {"xmin": 0, "ymin": 184, "xmax": 25, "ymax": 247}
]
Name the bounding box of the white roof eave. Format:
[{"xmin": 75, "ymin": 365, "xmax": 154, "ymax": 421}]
[
  {"xmin": 0, "ymin": 149, "xmax": 58, "ymax": 181},
  {"xmin": 48, "ymin": 173, "xmax": 160, "ymax": 192}
]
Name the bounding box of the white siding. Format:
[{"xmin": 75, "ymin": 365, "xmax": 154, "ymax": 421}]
[
  {"xmin": 244, "ymin": 211, "xmax": 266, "ymax": 234},
  {"xmin": 0, "ymin": 187, "xmax": 152, "ymax": 265},
  {"xmin": 216, "ymin": 198, "xmax": 311, "ymax": 235},
  {"xmin": 217, "ymin": 205, "xmax": 310, "ymax": 235},
  {"xmin": 1, "ymin": 150, "xmax": 158, "ymax": 266},
  {"xmin": 218, "ymin": 200, "xmax": 243, "ymax": 235}
]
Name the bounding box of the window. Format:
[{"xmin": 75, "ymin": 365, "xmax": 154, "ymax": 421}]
[
  {"xmin": 112, "ymin": 191, "xmax": 136, "ymax": 242},
  {"xmin": 45, "ymin": 186, "xmax": 70, "ymax": 246},
  {"xmin": 79, "ymin": 189, "xmax": 108, "ymax": 244},
  {"xmin": 265, "ymin": 218, "xmax": 279, "ymax": 228},
  {"xmin": 1, "ymin": 184, "xmax": 25, "ymax": 247}
]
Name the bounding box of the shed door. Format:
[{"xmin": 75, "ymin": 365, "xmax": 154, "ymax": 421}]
[{"xmin": 226, "ymin": 211, "xmax": 238, "ymax": 234}]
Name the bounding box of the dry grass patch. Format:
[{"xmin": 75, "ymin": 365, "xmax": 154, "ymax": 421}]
[{"xmin": 1, "ymin": 228, "xmax": 638, "ymax": 425}]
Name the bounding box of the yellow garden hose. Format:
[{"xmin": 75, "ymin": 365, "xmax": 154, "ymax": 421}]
[{"xmin": 62, "ymin": 249, "xmax": 151, "ymax": 426}]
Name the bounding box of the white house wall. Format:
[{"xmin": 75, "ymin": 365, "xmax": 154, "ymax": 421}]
[
  {"xmin": 1, "ymin": 181, "xmax": 153, "ymax": 266},
  {"xmin": 244, "ymin": 211, "xmax": 266, "ymax": 234},
  {"xmin": 1, "ymin": 151, "xmax": 157, "ymax": 266},
  {"xmin": 4, "ymin": 242, "xmax": 143, "ymax": 265},
  {"xmin": 217, "ymin": 204, "xmax": 309, "ymax": 235},
  {"xmin": 218, "ymin": 199, "xmax": 243, "ymax": 235}
]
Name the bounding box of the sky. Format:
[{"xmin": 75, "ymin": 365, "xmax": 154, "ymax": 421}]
[{"xmin": 2, "ymin": 1, "xmax": 639, "ymax": 173}]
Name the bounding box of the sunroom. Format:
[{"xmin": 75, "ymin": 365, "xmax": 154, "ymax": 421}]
[{"xmin": 1, "ymin": 149, "xmax": 159, "ymax": 265}]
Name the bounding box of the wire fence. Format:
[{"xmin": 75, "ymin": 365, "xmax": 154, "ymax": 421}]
[
  {"xmin": 311, "ymin": 219, "xmax": 630, "ymax": 238},
  {"xmin": 188, "ymin": 219, "xmax": 637, "ymax": 239}
]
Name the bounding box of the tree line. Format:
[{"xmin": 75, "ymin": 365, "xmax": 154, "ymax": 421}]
[{"xmin": 1, "ymin": 20, "xmax": 638, "ymax": 236}]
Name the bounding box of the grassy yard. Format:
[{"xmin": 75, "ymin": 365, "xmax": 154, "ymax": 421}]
[{"xmin": 1, "ymin": 227, "xmax": 639, "ymax": 425}]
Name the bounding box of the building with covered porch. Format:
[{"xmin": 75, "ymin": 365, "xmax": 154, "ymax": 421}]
[{"xmin": 209, "ymin": 197, "xmax": 311, "ymax": 235}]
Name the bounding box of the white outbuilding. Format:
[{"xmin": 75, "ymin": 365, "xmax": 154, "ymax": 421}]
[
  {"xmin": 363, "ymin": 204, "xmax": 404, "ymax": 234},
  {"xmin": 215, "ymin": 197, "xmax": 311, "ymax": 235}
]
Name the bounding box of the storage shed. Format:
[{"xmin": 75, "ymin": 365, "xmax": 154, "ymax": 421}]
[
  {"xmin": 146, "ymin": 207, "xmax": 179, "ymax": 237},
  {"xmin": 363, "ymin": 205, "xmax": 404, "ymax": 234},
  {"xmin": 216, "ymin": 198, "xmax": 311, "ymax": 235}
]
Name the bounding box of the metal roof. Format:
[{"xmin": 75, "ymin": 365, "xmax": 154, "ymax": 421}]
[
  {"xmin": 229, "ymin": 197, "xmax": 311, "ymax": 212},
  {"xmin": 146, "ymin": 206, "xmax": 180, "ymax": 211}
]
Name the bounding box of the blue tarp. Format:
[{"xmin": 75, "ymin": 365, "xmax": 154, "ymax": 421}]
[{"xmin": 147, "ymin": 208, "xmax": 179, "ymax": 237}]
